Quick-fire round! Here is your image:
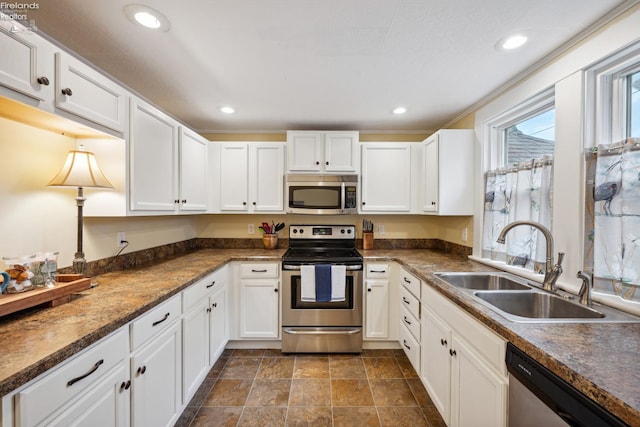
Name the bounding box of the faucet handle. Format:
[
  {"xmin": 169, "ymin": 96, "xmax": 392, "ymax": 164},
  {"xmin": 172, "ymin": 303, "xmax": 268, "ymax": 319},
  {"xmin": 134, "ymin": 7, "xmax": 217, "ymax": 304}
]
[{"xmin": 556, "ymin": 252, "xmax": 565, "ymax": 266}]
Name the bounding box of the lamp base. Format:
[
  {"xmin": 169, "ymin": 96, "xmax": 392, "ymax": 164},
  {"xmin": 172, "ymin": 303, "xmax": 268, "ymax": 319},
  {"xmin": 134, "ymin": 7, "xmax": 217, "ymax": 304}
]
[{"xmin": 72, "ymin": 252, "xmax": 86, "ymax": 276}]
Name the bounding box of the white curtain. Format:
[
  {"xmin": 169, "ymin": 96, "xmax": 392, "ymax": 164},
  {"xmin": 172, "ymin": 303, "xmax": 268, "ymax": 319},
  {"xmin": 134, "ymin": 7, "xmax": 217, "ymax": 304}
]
[
  {"xmin": 482, "ymin": 156, "xmax": 553, "ymax": 273},
  {"xmin": 593, "ymin": 138, "xmax": 640, "ymax": 298}
]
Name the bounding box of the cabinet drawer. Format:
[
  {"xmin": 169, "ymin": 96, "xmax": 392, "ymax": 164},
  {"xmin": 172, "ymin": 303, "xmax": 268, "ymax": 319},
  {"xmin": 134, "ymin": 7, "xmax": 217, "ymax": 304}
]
[
  {"xmin": 131, "ymin": 294, "xmax": 181, "ymax": 351},
  {"xmin": 240, "ymin": 263, "xmax": 279, "ymax": 278},
  {"xmin": 15, "ymin": 328, "xmax": 128, "ymax": 427},
  {"xmin": 423, "ymin": 284, "xmax": 507, "ymax": 376},
  {"xmin": 182, "ymin": 267, "xmax": 227, "ymax": 312},
  {"xmin": 366, "ymin": 263, "xmax": 389, "ymax": 278},
  {"xmin": 400, "ymin": 285, "xmax": 420, "ymax": 320},
  {"xmin": 399, "ymin": 323, "xmax": 420, "ymax": 373},
  {"xmin": 400, "ymin": 304, "xmax": 420, "ymax": 341},
  {"xmin": 400, "ymin": 268, "xmax": 421, "ymax": 298}
]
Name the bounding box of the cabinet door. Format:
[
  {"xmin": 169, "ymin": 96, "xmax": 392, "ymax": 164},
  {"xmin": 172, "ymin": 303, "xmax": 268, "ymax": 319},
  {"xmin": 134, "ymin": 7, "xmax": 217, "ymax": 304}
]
[
  {"xmin": 55, "ymin": 53, "xmax": 127, "ymax": 132},
  {"xmin": 324, "ymin": 132, "xmax": 358, "ymax": 172},
  {"xmin": 421, "ymin": 307, "xmax": 452, "ymax": 425},
  {"xmin": 179, "ymin": 128, "xmax": 208, "ymax": 211},
  {"xmin": 286, "ymin": 131, "xmax": 323, "ymax": 172},
  {"xmin": 0, "ymin": 25, "xmax": 54, "ymax": 103},
  {"xmin": 131, "ymin": 322, "xmax": 182, "ymax": 427},
  {"xmin": 450, "ymin": 336, "xmax": 508, "ymax": 427},
  {"xmin": 209, "ymin": 286, "xmax": 228, "ymax": 364},
  {"xmin": 220, "ymin": 143, "xmax": 249, "ymax": 211},
  {"xmin": 361, "ymin": 144, "xmax": 411, "ymax": 212},
  {"xmin": 422, "ymin": 135, "xmax": 439, "ymax": 212},
  {"xmin": 364, "ymin": 279, "xmax": 389, "ymax": 339},
  {"xmin": 250, "ymin": 143, "xmax": 284, "ymax": 211},
  {"xmin": 45, "ymin": 364, "xmax": 129, "ymax": 427},
  {"xmin": 182, "ymin": 299, "xmax": 210, "ymax": 405},
  {"xmin": 130, "ymin": 99, "xmax": 179, "ymax": 211},
  {"xmin": 239, "ymin": 279, "xmax": 279, "ymax": 338}
]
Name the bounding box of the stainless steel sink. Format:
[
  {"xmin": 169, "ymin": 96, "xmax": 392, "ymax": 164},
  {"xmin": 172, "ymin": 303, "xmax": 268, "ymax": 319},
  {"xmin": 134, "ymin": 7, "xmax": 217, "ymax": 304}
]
[
  {"xmin": 434, "ymin": 271, "xmax": 640, "ymax": 323},
  {"xmin": 473, "ymin": 291, "xmax": 640, "ymax": 323},
  {"xmin": 434, "ymin": 272, "xmax": 532, "ymax": 291}
]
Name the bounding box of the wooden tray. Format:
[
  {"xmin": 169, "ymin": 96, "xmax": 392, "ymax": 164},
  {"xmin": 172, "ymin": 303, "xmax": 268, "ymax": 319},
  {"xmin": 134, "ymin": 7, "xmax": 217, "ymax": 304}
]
[{"xmin": 0, "ymin": 275, "xmax": 92, "ymax": 317}]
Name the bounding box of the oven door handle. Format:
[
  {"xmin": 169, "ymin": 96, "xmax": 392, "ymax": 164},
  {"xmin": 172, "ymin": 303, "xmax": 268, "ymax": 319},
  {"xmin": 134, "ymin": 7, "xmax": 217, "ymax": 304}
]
[
  {"xmin": 283, "ymin": 264, "xmax": 363, "ymax": 271},
  {"xmin": 282, "ymin": 328, "xmax": 362, "ymax": 335}
]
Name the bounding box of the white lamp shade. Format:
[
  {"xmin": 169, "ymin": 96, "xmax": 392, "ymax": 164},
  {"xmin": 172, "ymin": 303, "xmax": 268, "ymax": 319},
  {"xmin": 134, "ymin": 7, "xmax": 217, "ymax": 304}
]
[{"xmin": 48, "ymin": 149, "xmax": 114, "ymax": 189}]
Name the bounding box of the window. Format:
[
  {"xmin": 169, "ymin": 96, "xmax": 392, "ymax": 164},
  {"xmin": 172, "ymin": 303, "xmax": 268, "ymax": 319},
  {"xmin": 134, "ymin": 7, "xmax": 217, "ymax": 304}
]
[
  {"xmin": 482, "ymin": 91, "xmax": 555, "ymax": 273},
  {"xmin": 585, "ymin": 43, "xmax": 640, "ymax": 304}
]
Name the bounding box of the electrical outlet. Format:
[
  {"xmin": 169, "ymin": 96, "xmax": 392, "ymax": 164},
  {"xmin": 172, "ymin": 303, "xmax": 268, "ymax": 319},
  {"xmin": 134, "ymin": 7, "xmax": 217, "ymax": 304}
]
[
  {"xmin": 248, "ymin": 224, "xmax": 255, "ymax": 234},
  {"xmin": 378, "ymin": 224, "xmax": 385, "ymax": 234},
  {"xmin": 117, "ymin": 232, "xmax": 126, "ymax": 248},
  {"xmin": 461, "ymin": 227, "xmax": 468, "ymax": 242}
]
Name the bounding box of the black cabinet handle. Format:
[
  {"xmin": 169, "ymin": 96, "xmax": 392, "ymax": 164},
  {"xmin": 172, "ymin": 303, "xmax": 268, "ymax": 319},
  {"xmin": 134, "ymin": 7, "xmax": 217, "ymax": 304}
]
[
  {"xmin": 403, "ymin": 316, "xmax": 411, "ymax": 325},
  {"xmin": 174, "ymin": 199, "xmax": 179, "ymax": 204},
  {"xmin": 120, "ymin": 380, "xmax": 131, "ymax": 391},
  {"xmin": 274, "ymin": 288, "xmax": 278, "ymax": 293},
  {"xmin": 367, "ymin": 288, "xmax": 372, "ymax": 292},
  {"xmin": 403, "ymin": 340, "xmax": 411, "ymax": 350},
  {"xmin": 212, "ymin": 302, "xmax": 217, "ymax": 308},
  {"xmin": 206, "ymin": 281, "xmax": 216, "ymax": 288},
  {"xmin": 152, "ymin": 312, "xmax": 170, "ymax": 326},
  {"xmin": 440, "ymin": 338, "xmax": 447, "ymax": 346},
  {"xmin": 370, "ymin": 270, "xmax": 386, "ymax": 273},
  {"xmin": 251, "ymin": 269, "xmax": 268, "ymax": 273},
  {"xmin": 362, "ymin": 201, "xmax": 366, "ymax": 205},
  {"xmin": 181, "ymin": 199, "xmax": 187, "ymax": 203},
  {"xmin": 449, "ymin": 349, "xmax": 457, "ymax": 357},
  {"xmin": 61, "ymin": 87, "xmax": 72, "ymax": 96},
  {"xmin": 67, "ymin": 359, "xmax": 104, "ymax": 387},
  {"xmin": 325, "ymin": 161, "xmax": 329, "ymax": 165},
  {"xmin": 315, "ymin": 161, "xmax": 320, "ymax": 165},
  {"xmin": 137, "ymin": 365, "xmax": 147, "ymax": 375},
  {"xmin": 206, "ymin": 307, "xmax": 211, "ymax": 313},
  {"xmin": 37, "ymin": 76, "xmax": 49, "ymax": 85},
  {"xmin": 402, "ymin": 297, "xmax": 410, "ymax": 305},
  {"xmin": 403, "ymin": 277, "xmax": 411, "ymax": 284}
]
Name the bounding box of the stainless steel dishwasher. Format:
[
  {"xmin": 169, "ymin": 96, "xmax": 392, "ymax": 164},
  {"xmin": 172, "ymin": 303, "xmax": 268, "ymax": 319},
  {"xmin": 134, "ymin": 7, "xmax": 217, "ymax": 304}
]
[{"xmin": 506, "ymin": 343, "xmax": 630, "ymax": 427}]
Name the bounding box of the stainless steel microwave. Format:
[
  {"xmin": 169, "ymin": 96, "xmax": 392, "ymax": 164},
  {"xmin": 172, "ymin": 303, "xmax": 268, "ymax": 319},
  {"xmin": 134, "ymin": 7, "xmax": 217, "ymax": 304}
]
[{"xmin": 285, "ymin": 174, "xmax": 358, "ymax": 214}]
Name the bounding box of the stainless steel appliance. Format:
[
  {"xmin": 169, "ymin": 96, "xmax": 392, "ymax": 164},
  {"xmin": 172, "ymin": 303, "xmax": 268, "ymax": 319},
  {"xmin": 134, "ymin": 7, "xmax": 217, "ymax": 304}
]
[
  {"xmin": 281, "ymin": 224, "xmax": 363, "ymax": 353},
  {"xmin": 285, "ymin": 174, "xmax": 358, "ymax": 215},
  {"xmin": 506, "ymin": 343, "xmax": 629, "ymax": 427}
]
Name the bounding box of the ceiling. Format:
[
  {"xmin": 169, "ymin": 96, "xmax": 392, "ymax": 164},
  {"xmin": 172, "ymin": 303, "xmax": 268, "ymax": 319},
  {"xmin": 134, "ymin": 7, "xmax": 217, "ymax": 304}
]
[{"xmin": 26, "ymin": 0, "xmax": 631, "ymax": 133}]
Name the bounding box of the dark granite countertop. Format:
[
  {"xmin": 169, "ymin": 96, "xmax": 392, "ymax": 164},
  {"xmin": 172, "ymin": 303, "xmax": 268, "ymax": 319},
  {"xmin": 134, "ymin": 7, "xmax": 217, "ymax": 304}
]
[{"xmin": 0, "ymin": 248, "xmax": 638, "ymax": 425}]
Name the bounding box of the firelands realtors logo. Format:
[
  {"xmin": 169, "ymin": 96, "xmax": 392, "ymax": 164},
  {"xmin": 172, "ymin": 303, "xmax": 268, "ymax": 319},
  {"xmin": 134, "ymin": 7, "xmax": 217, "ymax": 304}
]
[{"xmin": 1, "ymin": 2, "xmax": 39, "ymax": 32}]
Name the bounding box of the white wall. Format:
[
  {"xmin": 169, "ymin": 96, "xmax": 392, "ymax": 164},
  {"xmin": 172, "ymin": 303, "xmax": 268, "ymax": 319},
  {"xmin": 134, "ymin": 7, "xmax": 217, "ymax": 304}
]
[{"xmin": 471, "ymin": 5, "xmax": 640, "ymax": 296}]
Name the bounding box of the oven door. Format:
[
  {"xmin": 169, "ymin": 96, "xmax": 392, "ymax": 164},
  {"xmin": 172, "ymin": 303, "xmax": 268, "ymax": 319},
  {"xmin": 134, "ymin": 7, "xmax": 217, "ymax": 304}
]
[{"xmin": 282, "ymin": 268, "xmax": 362, "ymax": 327}]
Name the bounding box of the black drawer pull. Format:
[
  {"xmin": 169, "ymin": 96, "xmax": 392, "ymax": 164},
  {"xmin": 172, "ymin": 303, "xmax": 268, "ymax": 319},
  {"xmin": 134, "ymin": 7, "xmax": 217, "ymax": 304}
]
[
  {"xmin": 403, "ymin": 277, "xmax": 411, "ymax": 284},
  {"xmin": 370, "ymin": 269, "xmax": 387, "ymax": 273},
  {"xmin": 152, "ymin": 312, "xmax": 170, "ymax": 326},
  {"xmin": 206, "ymin": 281, "xmax": 216, "ymax": 288},
  {"xmin": 251, "ymin": 269, "xmax": 268, "ymax": 273},
  {"xmin": 67, "ymin": 359, "xmax": 104, "ymax": 387},
  {"xmin": 403, "ymin": 316, "xmax": 411, "ymax": 325},
  {"xmin": 402, "ymin": 297, "xmax": 410, "ymax": 305},
  {"xmin": 440, "ymin": 338, "xmax": 447, "ymax": 346},
  {"xmin": 403, "ymin": 340, "xmax": 411, "ymax": 350}
]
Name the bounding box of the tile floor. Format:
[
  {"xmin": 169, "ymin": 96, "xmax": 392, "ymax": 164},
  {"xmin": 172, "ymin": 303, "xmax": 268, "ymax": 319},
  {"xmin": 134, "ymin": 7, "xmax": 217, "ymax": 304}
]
[{"xmin": 176, "ymin": 348, "xmax": 447, "ymax": 427}]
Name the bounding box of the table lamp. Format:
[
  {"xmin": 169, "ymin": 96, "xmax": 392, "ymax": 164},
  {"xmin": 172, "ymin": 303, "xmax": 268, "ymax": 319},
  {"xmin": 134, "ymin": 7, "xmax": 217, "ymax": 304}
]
[{"xmin": 48, "ymin": 146, "xmax": 113, "ymax": 275}]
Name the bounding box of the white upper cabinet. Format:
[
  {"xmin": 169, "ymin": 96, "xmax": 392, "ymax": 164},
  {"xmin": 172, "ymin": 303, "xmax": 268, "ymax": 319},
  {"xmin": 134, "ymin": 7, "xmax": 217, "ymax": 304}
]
[
  {"xmin": 0, "ymin": 23, "xmax": 55, "ymax": 105},
  {"xmin": 421, "ymin": 129, "xmax": 475, "ymax": 215},
  {"xmin": 55, "ymin": 53, "xmax": 127, "ymax": 133},
  {"xmin": 287, "ymin": 131, "xmax": 359, "ymax": 173},
  {"xmin": 130, "ymin": 98, "xmax": 208, "ymax": 214},
  {"xmin": 179, "ymin": 128, "xmax": 209, "ymax": 211},
  {"xmin": 219, "ymin": 142, "xmax": 285, "ymax": 212},
  {"xmin": 361, "ymin": 143, "xmax": 419, "ymax": 213}
]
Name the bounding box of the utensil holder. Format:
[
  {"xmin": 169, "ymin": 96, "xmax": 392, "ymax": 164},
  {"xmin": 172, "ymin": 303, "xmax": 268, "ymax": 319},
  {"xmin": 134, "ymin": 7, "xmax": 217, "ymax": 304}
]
[
  {"xmin": 263, "ymin": 234, "xmax": 278, "ymax": 250},
  {"xmin": 363, "ymin": 231, "xmax": 374, "ymax": 250}
]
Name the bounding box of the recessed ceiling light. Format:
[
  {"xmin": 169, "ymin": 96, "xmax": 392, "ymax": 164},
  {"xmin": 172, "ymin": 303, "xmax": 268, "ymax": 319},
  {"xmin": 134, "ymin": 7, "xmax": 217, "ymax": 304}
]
[
  {"xmin": 392, "ymin": 107, "xmax": 407, "ymax": 115},
  {"xmin": 219, "ymin": 106, "xmax": 235, "ymax": 114},
  {"xmin": 124, "ymin": 4, "xmax": 171, "ymax": 31},
  {"xmin": 497, "ymin": 34, "xmax": 528, "ymax": 51}
]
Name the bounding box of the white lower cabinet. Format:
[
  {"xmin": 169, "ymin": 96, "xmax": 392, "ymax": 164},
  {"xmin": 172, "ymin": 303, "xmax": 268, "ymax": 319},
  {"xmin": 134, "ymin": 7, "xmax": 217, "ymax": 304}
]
[
  {"xmin": 131, "ymin": 321, "xmax": 182, "ymax": 427},
  {"xmin": 364, "ymin": 263, "xmax": 399, "ymax": 341},
  {"xmin": 182, "ymin": 269, "xmax": 228, "ymax": 404},
  {"xmin": 421, "ymin": 285, "xmax": 508, "ymax": 427},
  {"xmin": 238, "ymin": 263, "xmax": 280, "ymax": 338},
  {"xmin": 399, "ymin": 268, "xmax": 421, "ymax": 372},
  {"xmin": 9, "ymin": 328, "xmax": 130, "ymax": 427}
]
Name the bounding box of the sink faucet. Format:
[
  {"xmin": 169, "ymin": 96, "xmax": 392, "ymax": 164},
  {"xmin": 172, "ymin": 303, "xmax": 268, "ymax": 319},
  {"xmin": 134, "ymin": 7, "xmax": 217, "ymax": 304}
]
[
  {"xmin": 576, "ymin": 271, "xmax": 592, "ymax": 306},
  {"xmin": 496, "ymin": 220, "xmax": 564, "ymax": 292}
]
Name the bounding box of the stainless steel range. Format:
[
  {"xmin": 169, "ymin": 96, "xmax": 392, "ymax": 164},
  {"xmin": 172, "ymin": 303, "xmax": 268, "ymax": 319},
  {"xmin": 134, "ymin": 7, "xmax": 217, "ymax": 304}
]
[{"xmin": 281, "ymin": 224, "xmax": 363, "ymax": 353}]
